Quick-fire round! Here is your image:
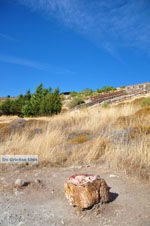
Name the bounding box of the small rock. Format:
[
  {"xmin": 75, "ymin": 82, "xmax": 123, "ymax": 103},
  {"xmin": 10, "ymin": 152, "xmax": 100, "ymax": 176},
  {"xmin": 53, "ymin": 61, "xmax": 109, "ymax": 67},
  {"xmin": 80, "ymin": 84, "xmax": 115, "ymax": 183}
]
[
  {"xmin": 18, "ymin": 222, "xmax": 26, "ymax": 226},
  {"xmin": 14, "ymin": 179, "xmax": 30, "ymax": 188},
  {"xmin": 61, "ymin": 219, "xmax": 65, "ymax": 225},
  {"xmin": 69, "ymin": 165, "xmax": 82, "ymax": 169},
  {"xmin": 34, "ymin": 179, "xmax": 41, "ymax": 184},
  {"xmin": 34, "ymin": 173, "xmax": 39, "ymax": 177},
  {"xmin": 12, "ymin": 118, "xmax": 26, "ymax": 123},
  {"xmin": 15, "ymin": 179, "xmax": 26, "ymax": 187},
  {"xmin": 86, "ymin": 165, "xmax": 91, "ymax": 168},
  {"xmin": 109, "ymin": 174, "xmax": 119, "ymax": 178},
  {"xmin": 14, "ymin": 190, "xmax": 24, "ymax": 196}
]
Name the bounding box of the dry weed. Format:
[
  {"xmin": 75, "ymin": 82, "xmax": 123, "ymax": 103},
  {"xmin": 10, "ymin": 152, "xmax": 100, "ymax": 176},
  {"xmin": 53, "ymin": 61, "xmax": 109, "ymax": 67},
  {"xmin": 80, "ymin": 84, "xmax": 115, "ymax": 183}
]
[{"xmin": 0, "ymin": 103, "xmax": 149, "ymax": 180}]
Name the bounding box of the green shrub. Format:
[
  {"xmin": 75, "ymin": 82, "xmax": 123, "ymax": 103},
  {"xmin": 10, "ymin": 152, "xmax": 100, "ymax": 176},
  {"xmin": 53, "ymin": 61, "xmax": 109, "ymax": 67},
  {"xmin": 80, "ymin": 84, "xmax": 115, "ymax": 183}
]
[
  {"xmin": 120, "ymin": 86, "xmax": 126, "ymax": 88},
  {"xmin": 81, "ymin": 88, "xmax": 93, "ymax": 96},
  {"xmin": 101, "ymin": 103, "xmax": 109, "ymax": 108},
  {"xmin": 97, "ymin": 86, "xmax": 116, "ymax": 93},
  {"xmin": 70, "ymin": 91, "xmax": 78, "ymax": 97},
  {"xmin": 69, "ymin": 97, "xmax": 85, "ymax": 108},
  {"xmin": 141, "ymin": 98, "xmax": 150, "ymax": 107}
]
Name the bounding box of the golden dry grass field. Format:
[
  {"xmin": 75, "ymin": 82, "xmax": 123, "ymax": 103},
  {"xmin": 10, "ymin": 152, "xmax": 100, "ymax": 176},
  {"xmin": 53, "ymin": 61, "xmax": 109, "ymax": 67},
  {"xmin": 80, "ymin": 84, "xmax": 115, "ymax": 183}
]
[{"xmin": 0, "ymin": 98, "xmax": 150, "ymax": 181}]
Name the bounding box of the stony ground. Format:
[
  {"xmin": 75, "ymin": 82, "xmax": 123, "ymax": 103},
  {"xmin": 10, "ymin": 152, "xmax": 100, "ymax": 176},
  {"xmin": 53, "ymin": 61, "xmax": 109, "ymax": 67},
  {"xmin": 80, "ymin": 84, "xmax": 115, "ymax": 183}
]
[{"xmin": 0, "ymin": 163, "xmax": 150, "ymax": 226}]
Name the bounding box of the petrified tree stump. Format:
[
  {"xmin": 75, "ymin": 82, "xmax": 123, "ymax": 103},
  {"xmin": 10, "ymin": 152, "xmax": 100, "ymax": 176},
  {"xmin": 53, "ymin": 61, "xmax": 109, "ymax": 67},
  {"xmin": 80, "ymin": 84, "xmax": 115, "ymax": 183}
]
[{"xmin": 64, "ymin": 174, "xmax": 110, "ymax": 209}]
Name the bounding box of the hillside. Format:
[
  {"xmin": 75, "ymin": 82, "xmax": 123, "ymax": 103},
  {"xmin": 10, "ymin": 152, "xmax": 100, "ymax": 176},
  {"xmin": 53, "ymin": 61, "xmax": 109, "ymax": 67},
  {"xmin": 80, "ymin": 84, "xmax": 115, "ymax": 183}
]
[
  {"xmin": 62, "ymin": 82, "xmax": 150, "ymax": 110},
  {"xmin": 0, "ymin": 94, "xmax": 150, "ymax": 180},
  {"xmin": 0, "ymin": 85, "xmax": 150, "ymax": 225}
]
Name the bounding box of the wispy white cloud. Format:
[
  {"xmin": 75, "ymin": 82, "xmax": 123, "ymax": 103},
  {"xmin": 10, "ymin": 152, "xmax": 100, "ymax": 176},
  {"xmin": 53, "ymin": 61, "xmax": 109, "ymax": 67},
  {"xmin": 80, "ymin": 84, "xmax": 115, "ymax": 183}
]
[
  {"xmin": 0, "ymin": 54, "xmax": 73, "ymax": 74},
  {"xmin": 17, "ymin": 0, "xmax": 150, "ymax": 55},
  {"xmin": 0, "ymin": 55, "xmax": 48, "ymax": 70},
  {"xmin": 0, "ymin": 33, "xmax": 17, "ymax": 41}
]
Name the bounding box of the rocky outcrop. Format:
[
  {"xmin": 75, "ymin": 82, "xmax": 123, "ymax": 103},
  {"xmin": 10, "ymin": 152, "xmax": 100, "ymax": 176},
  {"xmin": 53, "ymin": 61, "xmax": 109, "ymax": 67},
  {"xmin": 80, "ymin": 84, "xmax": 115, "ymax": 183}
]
[{"xmin": 64, "ymin": 174, "xmax": 110, "ymax": 209}]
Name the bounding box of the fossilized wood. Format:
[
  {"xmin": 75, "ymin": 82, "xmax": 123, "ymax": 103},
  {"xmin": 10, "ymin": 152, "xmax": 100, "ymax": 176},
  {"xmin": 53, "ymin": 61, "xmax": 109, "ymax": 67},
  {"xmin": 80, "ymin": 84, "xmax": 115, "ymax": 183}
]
[{"xmin": 64, "ymin": 174, "xmax": 110, "ymax": 209}]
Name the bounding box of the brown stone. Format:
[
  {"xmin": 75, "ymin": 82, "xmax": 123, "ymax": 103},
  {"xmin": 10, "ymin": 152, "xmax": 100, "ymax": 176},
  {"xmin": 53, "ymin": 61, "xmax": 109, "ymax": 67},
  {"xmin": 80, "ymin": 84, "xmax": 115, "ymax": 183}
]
[{"xmin": 64, "ymin": 174, "xmax": 110, "ymax": 209}]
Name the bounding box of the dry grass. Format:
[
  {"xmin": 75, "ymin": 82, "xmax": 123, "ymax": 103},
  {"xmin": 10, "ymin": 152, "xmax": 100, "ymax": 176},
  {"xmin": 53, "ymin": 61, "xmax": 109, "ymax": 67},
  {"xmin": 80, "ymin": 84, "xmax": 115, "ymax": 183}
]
[
  {"xmin": 0, "ymin": 103, "xmax": 150, "ymax": 181},
  {"xmin": 0, "ymin": 115, "xmax": 19, "ymax": 124},
  {"xmin": 68, "ymin": 135, "xmax": 89, "ymax": 144}
]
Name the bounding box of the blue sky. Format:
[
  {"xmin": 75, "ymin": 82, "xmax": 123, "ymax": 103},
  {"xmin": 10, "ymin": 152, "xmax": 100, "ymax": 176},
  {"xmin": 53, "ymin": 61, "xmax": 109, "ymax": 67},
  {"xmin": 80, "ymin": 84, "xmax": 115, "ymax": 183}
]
[{"xmin": 0, "ymin": 0, "xmax": 150, "ymax": 97}]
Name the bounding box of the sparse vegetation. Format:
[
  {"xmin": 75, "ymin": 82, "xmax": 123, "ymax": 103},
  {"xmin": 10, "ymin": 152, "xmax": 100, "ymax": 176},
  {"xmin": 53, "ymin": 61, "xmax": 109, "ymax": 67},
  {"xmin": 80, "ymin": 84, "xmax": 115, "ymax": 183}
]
[
  {"xmin": 0, "ymin": 102, "xmax": 149, "ymax": 181},
  {"xmin": 81, "ymin": 88, "xmax": 93, "ymax": 96},
  {"xmin": 68, "ymin": 134, "xmax": 89, "ymax": 144},
  {"xmin": 120, "ymin": 86, "xmax": 126, "ymax": 88},
  {"xmin": 141, "ymin": 98, "xmax": 150, "ymax": 107},
  {"xmin": 101, "ymin": 103, "xmax": 109, "ymax": 108},
  {"xmin": 96, "ymin": 86, "xmax": 116, "ymax": 93},
  {"xmin": 61, "ymin": 86, "xmax": 117, "ymax": 99},
  {"xmin": 70, "ymin": 91, "xmax": 78, "ymax": 97},
  {"xmin": 0, "ymin": 82, "xmax": 150, "ymax": 182},
  {"xmin": 69, "ymin": 97, "xmax": 85, "ymax": 108}
]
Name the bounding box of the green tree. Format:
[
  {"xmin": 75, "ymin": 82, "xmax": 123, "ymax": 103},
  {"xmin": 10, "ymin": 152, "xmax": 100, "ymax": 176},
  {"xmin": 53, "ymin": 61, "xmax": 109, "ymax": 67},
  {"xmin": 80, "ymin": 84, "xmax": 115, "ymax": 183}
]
[
  {"xmin": 1, "ymin": 84, "xmax": 61, "ymax": 117},
  {"xmin": 24, "ymin": 90, "xmax": 31, "ymax": 101},
  {"xmin": 11, "ymin": 91, "xmax": 32, "ymax": 116},
  {"xmin": 40, "ymin": 88, "xmax": 62, "ymax": 115},
  {"xmin": 22, "ymin": 84, "xmax": 60, "ymax": 116},
  {"xmin": 11, "ymin": 98, "xmax": 23, "ymax": 116},
  {"xmin": 43, "ymin": 87, "xmax": 52, "ymax": 96},
  {"xmin": 21, "ymin": 100, "xmax": 33, "ymax": 116},
  {"xmin": 0, "ymin": 99, "xmax": 13, "ymax": 115},
  {"xmin": 0, "ymin": 104, "xmax": 2, "ymax": 116},
  {"xmin": 32, "ymin": 83, "xmax": 52, "ymax": 115},
  {"xmin": 22, "ymin": 83, "xmax": 45, "ymax": 116}
]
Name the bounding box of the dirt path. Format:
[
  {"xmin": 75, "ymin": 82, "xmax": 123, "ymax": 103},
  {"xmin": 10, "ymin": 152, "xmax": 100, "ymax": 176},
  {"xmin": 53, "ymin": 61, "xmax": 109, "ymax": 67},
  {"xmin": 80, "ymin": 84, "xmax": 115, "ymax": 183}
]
[{"xmin": 0, "ymin": 164, "xmax": 150, "ymax": 226}]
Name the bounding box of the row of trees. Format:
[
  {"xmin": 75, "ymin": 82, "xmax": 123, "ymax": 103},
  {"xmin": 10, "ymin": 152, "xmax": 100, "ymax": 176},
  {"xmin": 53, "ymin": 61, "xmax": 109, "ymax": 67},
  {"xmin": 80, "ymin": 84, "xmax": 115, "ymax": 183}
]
[{"xmin": 0, "ymin": 84, "xmax": 62, "ymax": 116}]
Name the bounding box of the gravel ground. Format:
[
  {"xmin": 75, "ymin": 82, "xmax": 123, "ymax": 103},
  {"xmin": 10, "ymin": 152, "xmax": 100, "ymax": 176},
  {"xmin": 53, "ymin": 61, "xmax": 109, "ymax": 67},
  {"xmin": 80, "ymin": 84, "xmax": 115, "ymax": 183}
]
[{"xmin": 0, "ymin": 164, "xmax": 150, "ymax": 226}]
